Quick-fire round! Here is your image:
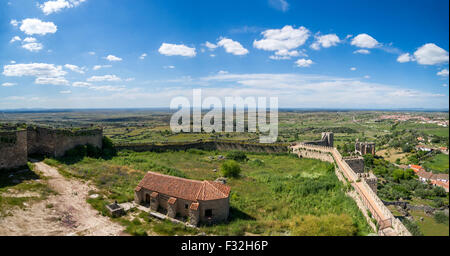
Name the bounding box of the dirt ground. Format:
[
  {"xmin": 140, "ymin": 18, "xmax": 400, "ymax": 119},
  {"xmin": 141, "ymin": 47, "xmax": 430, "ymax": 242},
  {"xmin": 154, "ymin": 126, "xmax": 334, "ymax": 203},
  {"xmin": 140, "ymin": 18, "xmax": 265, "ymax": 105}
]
[{"xmin": 0, "ymin": 161, "xmax": 124, "ymax": 236}]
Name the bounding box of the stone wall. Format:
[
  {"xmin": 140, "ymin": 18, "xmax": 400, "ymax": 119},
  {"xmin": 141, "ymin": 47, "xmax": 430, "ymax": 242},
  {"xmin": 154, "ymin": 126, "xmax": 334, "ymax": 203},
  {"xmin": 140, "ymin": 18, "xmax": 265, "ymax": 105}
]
[
  {"xmin": 27, "ymin": 126, "xmax": 102, "ymax": 157},
  {"xmin": 0, "ymin": 130, "xmax": 28, "ymax": 170},
  {"xmin": 199, "ymin": 198, "xmax": 230, "ymax": 224},
  {"xmin": 343, "ymin": 156, "xmax": 365, "ymax": 173}
]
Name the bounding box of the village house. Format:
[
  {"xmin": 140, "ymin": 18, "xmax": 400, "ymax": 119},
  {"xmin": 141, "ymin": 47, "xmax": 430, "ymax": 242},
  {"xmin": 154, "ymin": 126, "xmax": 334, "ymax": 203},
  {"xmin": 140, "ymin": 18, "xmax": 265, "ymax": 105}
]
[
  {"xmin": 416, "ymin": 170, "xmax": 449, "ymax": 192},
  {"xmin": 409, "ymin": 164, "xmax": 424, "ymax": 173},
  {"xmin": 134, "ymin": 171, "xmax": 231, "ymax": 226}
]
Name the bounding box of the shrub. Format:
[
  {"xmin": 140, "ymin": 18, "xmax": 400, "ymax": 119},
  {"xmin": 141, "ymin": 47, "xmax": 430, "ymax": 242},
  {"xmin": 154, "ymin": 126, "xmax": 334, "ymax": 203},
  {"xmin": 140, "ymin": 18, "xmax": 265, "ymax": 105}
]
[
  {"xmin": 434, "ymin": 211, "xmax": 449, "ymax": 224},
  {"xmin": 226, "ymin": 151, "xmax": 248, "ymax": 162},
  {"xmin": 221, "ymin": 160, "xmax": 241, "ymax": 178},
  {"xmin": 402, "ymin": 218, "xmax": 423, "ymax": 236}
]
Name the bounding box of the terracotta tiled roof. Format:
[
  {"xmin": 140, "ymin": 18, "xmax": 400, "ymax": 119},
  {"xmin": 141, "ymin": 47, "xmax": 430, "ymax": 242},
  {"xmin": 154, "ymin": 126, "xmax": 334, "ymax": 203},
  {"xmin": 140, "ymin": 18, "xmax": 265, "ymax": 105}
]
[
  {"xmin": 136, "ymin": 171, "xmax": 231, "ymax": 201},
  {"xmin": 151, "ymin": 192, "xmax": 159, "ymax": 198},
  {"xmin": 433, "ymin": 173, "xmax": 449, "ymax": 181},
  {"xmin": 417, "ymin": 170, "xmax": 433, "ymax": 179}
]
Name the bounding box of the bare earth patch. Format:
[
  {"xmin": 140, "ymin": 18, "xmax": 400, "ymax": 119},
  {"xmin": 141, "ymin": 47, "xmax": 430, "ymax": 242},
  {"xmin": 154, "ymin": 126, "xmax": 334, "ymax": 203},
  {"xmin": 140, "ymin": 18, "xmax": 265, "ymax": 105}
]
[{"xmin": 0, "ymin": 161, "xmax": 124, "ymax": 236}]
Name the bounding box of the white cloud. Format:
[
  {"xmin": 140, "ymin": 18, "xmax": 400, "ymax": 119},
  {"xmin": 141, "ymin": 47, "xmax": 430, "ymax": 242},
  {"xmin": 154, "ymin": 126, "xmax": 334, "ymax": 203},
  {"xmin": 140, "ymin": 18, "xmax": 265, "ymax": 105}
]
[
  {"xmin": 210, "ymin": 54, "xmax": 216, "ymax": 57},
  {"xmin": 204, "ymin": 41, "xmax": 218, "ymax": 50},
  {"xmin": 22, "ymin": 42, "xmax": 44, "ymax": 52},
  {"xmin": 397, "ymin": 53, "xmax": 413, "ymax": 63},
  {"xmin": 443, "ymin": 84, "xmax": 448, "ymax": 87},
  {"xmin": 72, "ymin": 81, "xmax": 91, "ymax": 87},
  {"xmin": 2, "ymin": 82, "xmax": 16, "ymax": 87},
  {"xmin": 351, "ymin": 33, "xmax": 379, "ymax": 48},
  {"xmin": 87, "ymin": 74, "xmax": 121, "ymax": 82},
  {"xmin": 93, "ymin": 65, "xmax": 112, "ymax": 70},
  {"xmin": 125, "ymin": 78, "xmax": 135, "ymax": 82},
  {"xmin": 60, "ymin": 90, "xmax": 72, "ymax": 94},
  {"xmin": 218, "ymin": 70, "xmax": 229, "ymax": 74},
  {"xmin": 295, "ymin": 58, "xmax": 313, "ymax": 67},
  {"xmin": 19, "ymin": 18, "xmax": 57, "ymax": 35},
  {"xmin": 88, "ymin": 51, "xmax": 96, "ymax": 55},
  {"xmin": 3, "ymin": 63, "xmax": 67, "ymax": 78},
  {"xmin": 364, "ymin": 75, "xmax": 370, "ymax": 79},
  {"xmin": 35, "ymin": 76, "xmax": 69, "ymax": 85},
  {"xmin": 10, "ymin": 36, "xmax": 21, "ymax": 43},
  {"xmin": 163, "ymin": 65, "xmax": 175, "ymax": 69},
  {"xmin": 10, "ymin": 19, "xmax": 19, "ymax": 27},
  {"xmin": 350, "ymin": 67, "xmax": 356, "ymax": 71},
  {"xmin": 217, "ymin": 38, "xmax": 249, "ymax": 55},
  {"xmin": 64, "ymin": 64, "xmax": 85, "ymax": 74},
  {"xmin": 40, "ymin": 0, "xmax": 87, "ymax": 15},
  {"xmin": 139, "ymin": 53, "xmax": 147, "ymax": 60},
  {"xmin": 310, "ymin": 34, "xmax": 340, "ymax": 50},
  {"xmin": 353, "ymin": 49, "xmax": 370, "ymax": 54},
  {"xmin": 253, "ymin": 25, "xmax": 310, "ymax": 55},
  {"xmin": 437, "ymin": 69, "xmax": 449, "ymax": 77},
  {"xmin": 269, "ymin": 49, "xmax": 305, "ymax": 60},
  {"xmin": 88, "ymin": 85, "xmax": 126, "ymax": 91},
  {"xmin": 413, "ymin": 43, "xmax": 449, "ymax": 65},
  {"xmin": 158, "ymin": 43, "xmax": 196, "ymax": 57},
  {"xmin": 104, "ymin": 55, "xmax": 122, "ymax": 62},
  {"xmin": 23, "ymin": 37, "xmax": 37, "ymax": 43}
]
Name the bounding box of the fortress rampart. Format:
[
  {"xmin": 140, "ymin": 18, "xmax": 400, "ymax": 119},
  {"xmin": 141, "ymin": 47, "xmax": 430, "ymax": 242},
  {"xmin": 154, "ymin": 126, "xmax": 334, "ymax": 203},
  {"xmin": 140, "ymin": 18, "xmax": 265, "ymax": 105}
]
[{"xmin": 0, "ymin": 125, "xmax": 103, "ymax": 170}]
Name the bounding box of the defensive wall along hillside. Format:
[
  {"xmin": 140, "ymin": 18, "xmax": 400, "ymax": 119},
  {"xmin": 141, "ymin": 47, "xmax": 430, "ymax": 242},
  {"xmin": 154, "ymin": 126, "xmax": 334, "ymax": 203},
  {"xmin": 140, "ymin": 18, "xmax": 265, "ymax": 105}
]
[
  {"xmin": 291, "ymin": 143, "xmax": 411, "ymax": 236},
  {"xmin": 0, "ymin": 126, "xmax": 103, "ymax": 170}
]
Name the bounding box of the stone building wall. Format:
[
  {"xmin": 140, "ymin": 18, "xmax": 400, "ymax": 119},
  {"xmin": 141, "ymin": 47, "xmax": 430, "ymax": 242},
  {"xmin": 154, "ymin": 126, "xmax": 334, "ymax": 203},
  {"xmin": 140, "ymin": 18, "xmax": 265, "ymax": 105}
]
[
  {"xmin": 198, "ymin": 198, "xmax": 230, "ymax": 223},
  {"xmin": 0, "ymin": 130, "xmax": 28, "ymax": 170}
]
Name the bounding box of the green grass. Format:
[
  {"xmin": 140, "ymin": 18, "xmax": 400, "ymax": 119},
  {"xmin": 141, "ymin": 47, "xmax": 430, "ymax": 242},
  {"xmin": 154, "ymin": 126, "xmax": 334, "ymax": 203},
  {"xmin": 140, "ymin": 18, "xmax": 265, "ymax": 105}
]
[
  {"xmin": 423, "ymin": 153, "xmax": 449, "ymax": 173},
  {"xmin": 47, "ymin": 149, "xmax": 372, "ymax": 236},
  {"xmin": 410, "ymin": 210, "xmax": 449, "ymax": 236}
]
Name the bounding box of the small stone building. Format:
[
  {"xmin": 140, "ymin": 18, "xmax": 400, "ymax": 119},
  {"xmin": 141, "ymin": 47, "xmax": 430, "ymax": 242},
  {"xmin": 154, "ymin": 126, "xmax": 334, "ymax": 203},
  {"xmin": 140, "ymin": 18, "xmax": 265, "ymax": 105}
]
[{"xmin": 135, "ymin": 171, "xmax": 231, "ymax": 226}]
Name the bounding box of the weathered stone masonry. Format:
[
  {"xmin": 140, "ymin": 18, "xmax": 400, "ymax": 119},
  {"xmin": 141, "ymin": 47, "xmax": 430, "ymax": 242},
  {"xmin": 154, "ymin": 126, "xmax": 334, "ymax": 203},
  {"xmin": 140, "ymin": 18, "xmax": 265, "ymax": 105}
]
[{"xmin": 0, "ymin": 126, "xmax": 103, "ymax": 170}]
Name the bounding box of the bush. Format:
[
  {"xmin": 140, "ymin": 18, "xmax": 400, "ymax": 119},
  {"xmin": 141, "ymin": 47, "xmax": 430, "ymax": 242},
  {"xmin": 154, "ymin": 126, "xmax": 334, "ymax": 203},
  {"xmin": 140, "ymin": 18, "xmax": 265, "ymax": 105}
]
[
  {"xmin": 226, "ymin": 151, "xmax": 248, "ymax": 162},
  {"xmin": 102, "ymin": 136, "xmax": 117, "ymax": 158},
  {"xmin": 402, "ymin": 218, "xmax": 423, "ymax": 236},
  {"xmin": 221, "ymin": 160, "xmax": 242, "ymax": 178},
  {"xmin": 434, "ymin": 211, "xmax": 449, "ymax": 224}
]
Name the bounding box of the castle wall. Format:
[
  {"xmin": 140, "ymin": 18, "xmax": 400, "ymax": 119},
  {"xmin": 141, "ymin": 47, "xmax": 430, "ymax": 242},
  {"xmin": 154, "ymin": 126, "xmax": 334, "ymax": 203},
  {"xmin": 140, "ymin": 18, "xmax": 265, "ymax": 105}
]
[
  {"xmin": 0, "ymin": 130, "xmax": 28, "ymax": 170},
  {"xmin": 343, "ymin": 157, "xmax": 365, "ymax": 173},
  {"xmin": 27, "ymin": 127, "xmax": 102, "ymax": 157}
]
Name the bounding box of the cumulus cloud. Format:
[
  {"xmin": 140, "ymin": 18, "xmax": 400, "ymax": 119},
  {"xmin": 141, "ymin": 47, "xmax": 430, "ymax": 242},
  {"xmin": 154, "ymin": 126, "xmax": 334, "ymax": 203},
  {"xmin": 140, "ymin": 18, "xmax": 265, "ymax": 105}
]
[
  {"xmin": 10, "ymin": 19, "xmax": 19, "ymax": 27},
  {"xmin": 35, "ymin": 76, "xmax": 69, "ymax": 85},
  {"xmin": 3, "ymin": 63, "xmax": 67, "ymax": 78},
  {"xmin": 19, "ymin": 18, "xmax": 57, "ymax": 35},
  {"xmin": 2, "ymin": 82, "xmax": 16, "ymax": 87},
  {"xmin": 310, "ymin": 34, "xmax": 340, "ymax": 50},
  {"xmin": 104, "ymin": 55, "xmax": 122, "ymax": 62},
  {"xmin": 158, "ymin": 43, "xmax": 196, "ymax": 57},
  {"xmin": 60, "ymin": 90, "xmax": 72, "ymax": 94},
  {"xmin": 353, "ymin": 49, "xmax": 370, "ymax": 54},
  {"xmin": 295, "ymin": 58, "xmax": 313, "ymax": 67},
  {"xmin": 217, "ymin": 38, "xmax": 249, "ymax": 55},
  {"xmin": 204, "ymin": 41, "xmax": 218, "ymax": 50},
  {"xmin": 413, "ymin": 43, "xmax": 449, "ymax": 65},
  {"xmin": 93, "ymin": 65, "xmax": 112, "ymax": 70},
  {"xmin": 163, "ymin": 65, "xmax": 175, "ymax": 69},
  {"xmin": 22, "ymin": 42, "xmax": 44, "ymax": 52},
  {"xmin": 254, "ymin": 26, "xmax": 310, "ymax": 56},
  {"xmin": 351, "ymin": 33, "xmax": 380, "ymax": 48},
  {"xmin": 72, "ymin": 81, "xmax": 91, "ymax": 87},
  {"xmin": 139, "ymin": 53, "xmax": 147, "ymax": 60},
  {"xmin": 64, "ymin": 64, "xmax": 85, "ymax": 74},
  {"xmin": 10, "ymin": 36, "xmax": 21, "ymax": 43},
  {"xmin": 269, "ymin": 49, "xmax": 305, "ymax": 60},
  {"xmin": 87, "ymin": 74, "xmax": 121, "ymax": 82},
  {"xmin": 437, "ymin": 69, "xmax": 449, "ymax": 77},
  {"xmin": 397, "ymin": 53, "xmax": 413, "ymax": 63},
  {"xmin": 40, "ymin": 0, "xmax": 87, "ymax": 15},
  {"xmin": 350, "ymin": 67, "xmax": 356, "ymax": 71}
]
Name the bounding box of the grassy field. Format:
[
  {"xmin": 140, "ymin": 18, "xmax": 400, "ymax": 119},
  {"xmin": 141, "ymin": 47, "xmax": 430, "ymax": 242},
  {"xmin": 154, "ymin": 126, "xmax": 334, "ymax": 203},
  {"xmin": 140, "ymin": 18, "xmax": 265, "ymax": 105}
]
[
  {"xmin": 45, "ymin": 149, "xmax": 372, "ymax": 236},
  {"xmin": 423, "ymin": 153, "xmax": 449, "ymax": 173},
  {"xmin": 409, "ymin": 210, "xmax": 449, "ymax": 236}
]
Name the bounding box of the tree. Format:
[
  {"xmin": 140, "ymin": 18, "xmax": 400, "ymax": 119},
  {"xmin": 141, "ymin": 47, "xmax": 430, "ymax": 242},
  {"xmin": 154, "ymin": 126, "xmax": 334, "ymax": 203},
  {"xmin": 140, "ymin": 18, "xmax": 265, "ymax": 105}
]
[{"xmin": 221, "ymin": 160, "xmax": 242, "ymax": 178}]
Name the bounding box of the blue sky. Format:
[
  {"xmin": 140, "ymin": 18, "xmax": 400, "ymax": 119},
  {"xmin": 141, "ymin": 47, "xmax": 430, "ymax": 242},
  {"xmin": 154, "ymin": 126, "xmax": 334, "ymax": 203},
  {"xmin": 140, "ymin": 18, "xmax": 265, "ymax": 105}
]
[{"xmin": 0, "ymin": 0, "xmax": 449, "ymax": 109}]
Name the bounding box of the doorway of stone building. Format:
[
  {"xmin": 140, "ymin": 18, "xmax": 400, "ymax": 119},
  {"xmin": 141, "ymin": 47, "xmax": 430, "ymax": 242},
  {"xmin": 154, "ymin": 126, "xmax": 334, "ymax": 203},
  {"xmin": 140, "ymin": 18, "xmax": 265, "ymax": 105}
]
[{"xmin": 145, "ymin": 194, "xmax": 150, "ymax": 205}]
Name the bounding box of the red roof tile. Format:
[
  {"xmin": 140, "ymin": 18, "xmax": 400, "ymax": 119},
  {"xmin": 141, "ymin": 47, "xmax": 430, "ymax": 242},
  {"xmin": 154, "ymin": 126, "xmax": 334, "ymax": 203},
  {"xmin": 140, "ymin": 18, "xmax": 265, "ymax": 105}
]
[
  {"xmin": 136, "ymin": 171, "xmax": 231, "ymax": 201},
  {"xmin": 168, "ymin": 197, "xmax": 177, "ymax": 205},
  {"xmin": 190, "ymin": 202, "xmax": 199, "ymax": 210}
]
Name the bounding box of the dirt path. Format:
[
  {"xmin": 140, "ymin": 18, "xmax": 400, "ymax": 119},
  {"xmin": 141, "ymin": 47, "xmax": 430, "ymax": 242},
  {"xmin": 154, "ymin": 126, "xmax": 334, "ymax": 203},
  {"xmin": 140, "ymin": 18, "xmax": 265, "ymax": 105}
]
[{"xmin": 0, "ymin": 161, "xmax": 124, "ymax": 236}]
